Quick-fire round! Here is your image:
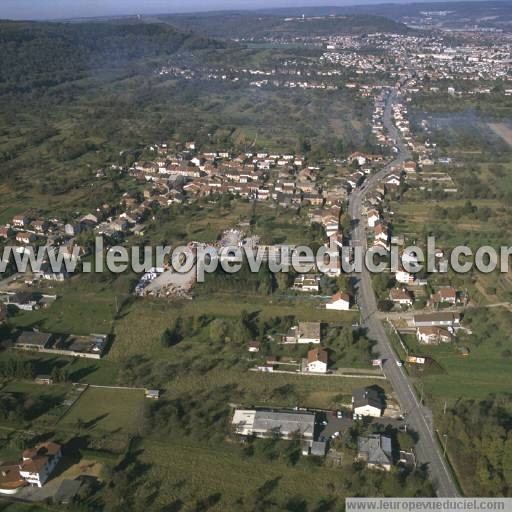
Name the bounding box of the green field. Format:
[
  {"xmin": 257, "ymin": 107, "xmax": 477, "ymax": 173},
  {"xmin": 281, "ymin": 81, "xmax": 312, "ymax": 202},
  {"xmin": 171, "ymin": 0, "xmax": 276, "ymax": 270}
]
[
  {"xmin": 139, "ymin": 436, "xmax": 345, "ymax": 509},
  {"xmin": 0, "ymin": 351, "xmax": 119, "ymax": 386},
  {"xmin": 60, "ymin": 386, "xmax": 146, "ymax": 434},
  {"xmin": 395, "ymin": 307, "xmax": 512, "ymax": 403}
]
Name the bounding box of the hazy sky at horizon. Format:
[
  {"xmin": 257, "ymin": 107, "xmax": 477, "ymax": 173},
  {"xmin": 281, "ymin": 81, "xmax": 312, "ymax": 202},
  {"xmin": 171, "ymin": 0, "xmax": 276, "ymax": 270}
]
[{"xmin": 0, "ymin": 0, "xmax": 495, "ymax": 21}]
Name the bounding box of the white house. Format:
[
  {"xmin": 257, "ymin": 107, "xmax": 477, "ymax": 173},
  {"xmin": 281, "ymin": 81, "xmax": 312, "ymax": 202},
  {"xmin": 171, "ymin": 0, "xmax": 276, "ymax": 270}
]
[
  {"xmin": 325, "ymin": 220, "xmax": 339, "ymax": 237},
  {"xmin": 429, "ymin": 287, "xmax": 457, "ymax": 305},
  {"xmin": 386, "ymin": 175, "xmax": 402, "ymax": 186},
  {"xmin": 247, "ymin": 341, "xmax": 261, "ymax": 353},
  {"xmin": 389, "ymin": 288, "xmax": 413, "ymax": 306},
  {"xmin": 293, "ymin": 274, "xmax": 320, "ymax": 292},
  {"xmin": 284, "ymin": 322, "xmax": 321, "ymax": 344},
  {"xmin": 416, "ymin": 327, "xmax": 452, "ymax": 345},
  {"xmin": 367, "ymin": 210, "xmax": 380, "ymax": 228},
  {"xmin": 374, "ymin": 224, "xmax": 389, "ymax": 244},
  {"xmin": 352, "ymin": 388, "xmax": 383, "ymax": 418},
  {"xmin": 395, "ymin": 267, "xmax": 415, "ymax": 284},
  {"xmin": 326, "ymin": 292, "xmax": 350, "ymax": 311},
  {"xmin": 19, "ymin": 443, "xmax": 62, "ymax": 487},
  {"xmin": 306, "ymin": 348, "xmax": 328, "ymax": 373}
]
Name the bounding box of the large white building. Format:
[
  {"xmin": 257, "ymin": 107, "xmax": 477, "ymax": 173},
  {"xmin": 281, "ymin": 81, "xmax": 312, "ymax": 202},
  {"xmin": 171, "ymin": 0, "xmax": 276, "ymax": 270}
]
[{"xmin": 231, "ymin": 409, "xmax": 316, "ymax": 440}]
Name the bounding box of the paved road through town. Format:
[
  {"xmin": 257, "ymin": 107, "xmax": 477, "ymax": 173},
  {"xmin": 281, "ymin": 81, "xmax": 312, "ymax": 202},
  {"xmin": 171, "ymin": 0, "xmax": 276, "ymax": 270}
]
[{"xmin": 348, "ymin": 87, "xmax": 459, "ymax": 497}]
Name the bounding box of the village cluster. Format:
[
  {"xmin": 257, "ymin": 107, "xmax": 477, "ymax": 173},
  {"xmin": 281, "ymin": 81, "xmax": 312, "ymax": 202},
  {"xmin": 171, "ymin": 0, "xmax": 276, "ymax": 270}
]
[
  {"xmin": 160, "ymin": 29, "xmax": 511, "ymax": 98},
  {"xmin": 0, "ymin": 75, "xmax": 468, "ymax": 361}
]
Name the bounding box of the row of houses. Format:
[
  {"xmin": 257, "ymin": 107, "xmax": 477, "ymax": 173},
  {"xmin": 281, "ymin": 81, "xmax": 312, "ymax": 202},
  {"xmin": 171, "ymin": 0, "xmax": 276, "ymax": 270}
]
[{"xmin": 388, "ymin": 286, "xmax": 459, "ymax": 309}]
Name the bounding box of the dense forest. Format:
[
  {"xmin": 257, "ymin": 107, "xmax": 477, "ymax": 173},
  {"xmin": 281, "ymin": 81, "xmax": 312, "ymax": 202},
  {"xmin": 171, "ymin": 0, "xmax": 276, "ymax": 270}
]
[
  {"xmin": 0, "ymin": 20, "xmax": 224, "ymax": 93},
  {"xmin": 159, "ymin": 13, "xmax": 412, "ymax": 40}
]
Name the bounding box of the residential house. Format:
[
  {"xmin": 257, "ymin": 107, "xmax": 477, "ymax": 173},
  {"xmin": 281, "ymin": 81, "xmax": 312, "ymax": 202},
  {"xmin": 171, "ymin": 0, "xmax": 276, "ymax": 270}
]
[
  {"xmin": 374, "ymin": 223, "xmax": 389, "ymax": 244},
  {"xmin": 303, "ymin": 440, "xmax": 327, "ymax": 457},
  {"xmin": 284, "ymin": 322, "xmax": 321, "ymax": 344},
  {"xmin": 2, "ymin": 292, "xmax": 39, "ymax": 311},
  {"xmin": 367, "ymin": 210, "xmax": 380, "ymax": 228},
  {"xmin": 35, "ymin": 262, "xmax": 69, "ymax": 282},
  {"xmin": 19, "ymin": 442, "xmax": 62, "ymax": 487},
  {"xmin": 416, "ymin": 327, "xmax": 453, "ymax": 345},
  {"xmin": 325, "ymin": 292, "xmax": 350, "ymax": 311},
  {"xmin": 293, "ymin": 274, "xmax": 319, "ymax": 292},
  {"xmin": 357, "ymin": 434, "xmax": 393, "ymax": 471},
  {"xmin": 306, "ymin": 348, "xmax": 328, "ymax": 373},
  {"xmin": 395, "ymin": 266, "xmax": 415, "ymax": 285},
  {"xmin": 429, "ymin": 287, "xmax": 457, "ymax": 305},
  {"xmin": 0, "ymin": 460, "xmax": 25, "ymax": 494},
  {"xmin": 12, "ymin": 215, "xmax": 28, "ymax": 228},
  {"xmin": 413, "ymin": 312, "xmax": 461, "ymax": 329},
  {"xmin": 145, "ymin": 389, "xmax": 160, "ymax": 400},
  {"xmin": 0, "ymin": 227, "xmax": 12, "ymax": 239},
  {"xmin": 32, "ymin": 220, "xmax": 49, "ymax": 234},
  {"xmin": 64, "ymin": 222, "xmax": 82, "ymax": 237},
  {"xmin": 15, "ymin": 331, "xmax": 52, "ymax": 351},
  {"xmin": 34, "ymin": 375, "xmax": 53, "ymax": 385},
  {"xmin": 247, "ymin": 341, "xmax": 261, "ymax": 353},
  {"xmin": 352, "ymin": 387, "xmax": 383, "ymax": 418},
  {"xmin": 15, "ymin": 232, "xmax": 36, "ymax": 245},
  {"xmin": 389, "ymin": 288, "xmax": 413, "ymax": 307}
]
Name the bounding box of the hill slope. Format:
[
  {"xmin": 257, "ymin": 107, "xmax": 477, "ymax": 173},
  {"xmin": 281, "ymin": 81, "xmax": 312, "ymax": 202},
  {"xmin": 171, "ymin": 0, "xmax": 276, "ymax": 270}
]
[
  {"xmin": 0, "ymin": 20, "xmax": 224, "ymax": 92},
  {"xmin": 159, "ymin": 13, "xmax": 413, "ymax": 40}
]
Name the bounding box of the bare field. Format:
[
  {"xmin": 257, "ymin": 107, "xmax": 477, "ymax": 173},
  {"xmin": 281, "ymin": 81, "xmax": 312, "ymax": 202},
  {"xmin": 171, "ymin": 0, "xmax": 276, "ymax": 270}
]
[{"xmin": 488, "ymin": 122, "xmax": 512, "ymax": 146}]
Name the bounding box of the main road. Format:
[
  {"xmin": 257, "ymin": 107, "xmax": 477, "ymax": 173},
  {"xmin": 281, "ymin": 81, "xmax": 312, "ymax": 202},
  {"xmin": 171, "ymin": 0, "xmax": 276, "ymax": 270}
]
[{"xmin": 348, "ymin": 87, "xmax": 459, "ymax": 497}]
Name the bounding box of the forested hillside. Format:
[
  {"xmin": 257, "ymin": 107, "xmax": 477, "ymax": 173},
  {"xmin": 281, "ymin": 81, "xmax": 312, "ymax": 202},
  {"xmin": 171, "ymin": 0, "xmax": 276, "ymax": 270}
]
[
  {"xmin": 160, "ymin": 13, "xmax": 412, "ymax": 40},
  {"xmin": 0, "ymin": 20, "xmax": 224, "ymax": 93}
]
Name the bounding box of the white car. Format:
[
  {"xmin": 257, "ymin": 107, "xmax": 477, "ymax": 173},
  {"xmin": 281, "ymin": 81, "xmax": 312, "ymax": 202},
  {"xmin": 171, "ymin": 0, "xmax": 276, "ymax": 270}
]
[{"xmin": 396, "ymin": 360, "xmax": 403, "ymax": 367}]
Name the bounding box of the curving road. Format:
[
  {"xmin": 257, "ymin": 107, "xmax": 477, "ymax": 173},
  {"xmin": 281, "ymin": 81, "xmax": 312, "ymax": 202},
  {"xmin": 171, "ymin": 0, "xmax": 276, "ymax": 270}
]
[{"xmin": 348, "ymin": 87, "xmax": 459, "ymax": 497}]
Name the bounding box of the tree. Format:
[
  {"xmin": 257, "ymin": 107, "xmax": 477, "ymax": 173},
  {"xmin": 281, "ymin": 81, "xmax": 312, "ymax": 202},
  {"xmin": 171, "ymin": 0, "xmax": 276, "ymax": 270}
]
[{"xmin": 209, "ymin": 319, "xmax": 229, "ymax": 344}]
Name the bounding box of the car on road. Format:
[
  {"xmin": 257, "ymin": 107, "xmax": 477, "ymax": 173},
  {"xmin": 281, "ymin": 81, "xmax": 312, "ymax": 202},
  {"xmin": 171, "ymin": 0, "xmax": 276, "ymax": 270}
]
[{"xmin": 396, "ymin": 360, "xmax": 403, "ymax": 367}]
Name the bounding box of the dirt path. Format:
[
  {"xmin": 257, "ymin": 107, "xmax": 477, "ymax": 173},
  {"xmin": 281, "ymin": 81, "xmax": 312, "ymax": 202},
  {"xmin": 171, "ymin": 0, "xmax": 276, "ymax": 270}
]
[{"xmin": 488, "ymin": 122, "xmax": 512, "ymax": 146}]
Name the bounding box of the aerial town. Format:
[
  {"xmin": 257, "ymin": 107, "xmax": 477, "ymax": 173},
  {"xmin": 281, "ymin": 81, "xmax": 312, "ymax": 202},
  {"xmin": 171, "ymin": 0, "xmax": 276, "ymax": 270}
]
[{"xmin": 0, "ymin": 0, "xmax": 511, "ymax": 509}]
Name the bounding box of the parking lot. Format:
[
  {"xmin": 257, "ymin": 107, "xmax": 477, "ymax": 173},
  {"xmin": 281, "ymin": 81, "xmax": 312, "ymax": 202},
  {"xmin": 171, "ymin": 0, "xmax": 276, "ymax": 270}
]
[{"xmin": 317, "ymin": 410, "xmax": 353, "ymax": 441}]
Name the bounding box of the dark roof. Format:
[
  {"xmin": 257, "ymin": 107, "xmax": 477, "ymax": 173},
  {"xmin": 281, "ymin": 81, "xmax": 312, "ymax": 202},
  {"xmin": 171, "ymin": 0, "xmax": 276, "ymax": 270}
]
[
  {"xmin": 311, "ymin": 440, "xmax": 327, "ymax": 456},
  {"xmin": 15, "ymin": 331, "xmax": 52, "ymax": 348},
  {"xmin": 358, "ymin": 434, "xmax": 393, "ymax": 466},
  {"xmin": 352, "ymin": 387, "xmax": 383, "ymax": 410},
  {"xmin": 54, "ymin": 479, "xmax": 82, "ymax": 505},
  {"xmin": 413, "ymin": 312, "xmax": 460, "ymax": 324},
  {"xmin": 9, "ymin": 292, "xmax": 35, "ymax": 304}
]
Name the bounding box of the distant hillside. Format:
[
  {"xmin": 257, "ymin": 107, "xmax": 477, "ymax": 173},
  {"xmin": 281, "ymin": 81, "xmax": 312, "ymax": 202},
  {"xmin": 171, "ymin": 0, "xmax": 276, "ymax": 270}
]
[
  {"xmin": 251, "ymin": 1, "xmax": 512, "ymax": 31},
  {"xmin": 159, "ymin": 13, "xmax": 413, "ymax": 40},
  {"xmin": 0, "ymin": 20, "xmax": 225, "ymax": 92}
]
